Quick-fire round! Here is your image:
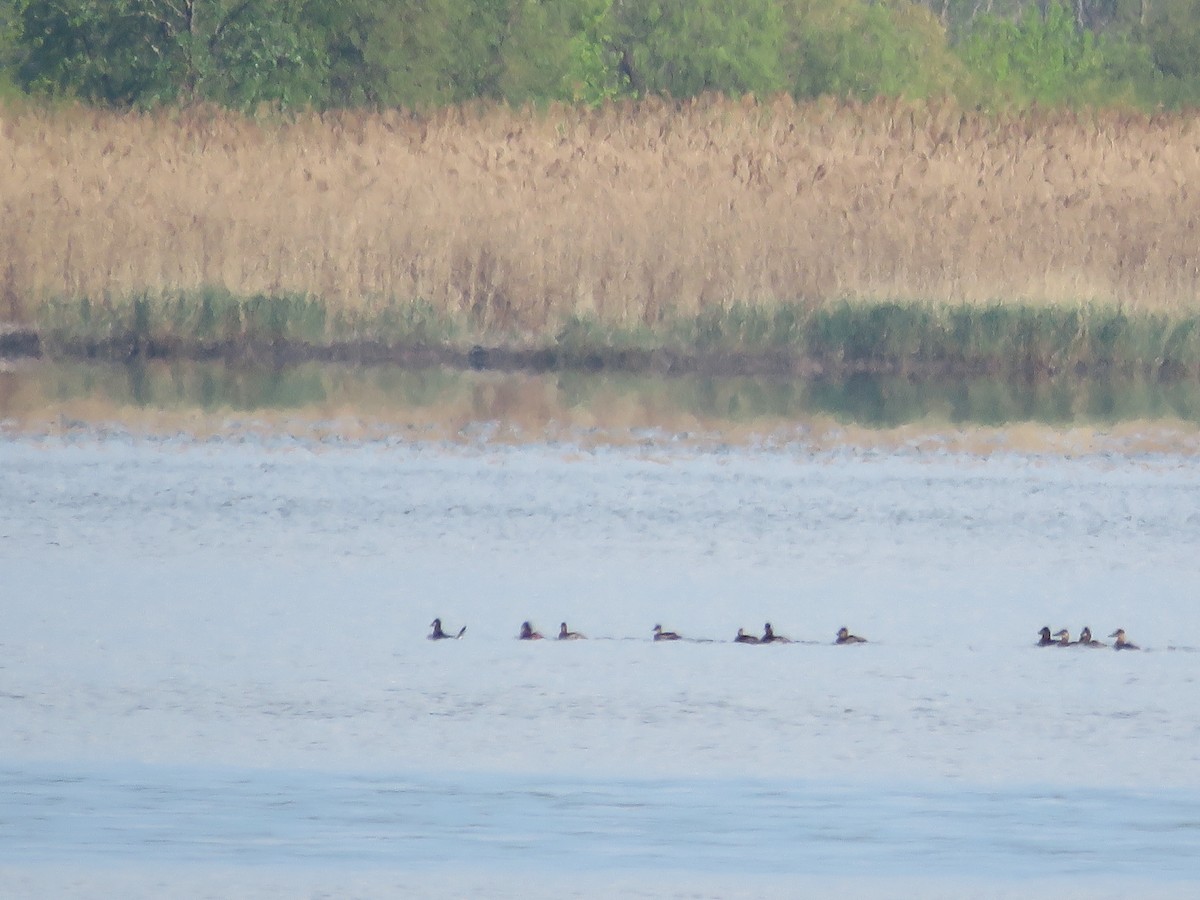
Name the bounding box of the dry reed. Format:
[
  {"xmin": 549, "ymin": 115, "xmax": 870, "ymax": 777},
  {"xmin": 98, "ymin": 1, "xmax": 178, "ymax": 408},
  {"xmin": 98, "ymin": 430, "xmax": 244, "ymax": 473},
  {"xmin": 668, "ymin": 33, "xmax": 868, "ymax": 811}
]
[{"xmin": 2, "ymin": 96, "xmax": 1199, "ymax": 336}]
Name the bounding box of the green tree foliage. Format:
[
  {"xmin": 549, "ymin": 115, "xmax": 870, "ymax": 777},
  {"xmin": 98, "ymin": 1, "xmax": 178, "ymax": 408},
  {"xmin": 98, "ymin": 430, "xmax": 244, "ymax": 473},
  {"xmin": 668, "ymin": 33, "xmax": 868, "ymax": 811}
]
[
  {"xmin": 559, "ymin": 0, "xmax": 629, "ymax": 103},
  {"xmin": 959, "ymin": 0, "xmax": 1107, "ymax": 105},
  {"xmin": 316, "ymin": 0, "xmax": 626, "ymax": 108},
  {"xmin": 0, "ymin": 0, "xmax": 23, "ymax": 97},
  {"xmin": 16, "ymin": 0, "xmax": 325, "ymax": 107},
  {"xmin": 499, "ymin": 0, "xmax": 628, "ymax": 104},
  {"xmin": 318, "ymin": 0, "xmax": 507, "ymax": 108},
  {"xmin": 783, "ymin": 0, "xmax": 965, "ymax": 100},
  {"xmin": 1128, "ymin": 0, "xmax": 1200, "ymax": 105},
  {"xmin": 1144, "ymin": 0, "xmax": 1200, "ymax": 79},
  {"xmin": 7, "ymin": 0, "xmax": 1200, "ymax": 111},
  {"xmin": 611, "ymin": 0, "xmax": 787, "ymax": 98}
]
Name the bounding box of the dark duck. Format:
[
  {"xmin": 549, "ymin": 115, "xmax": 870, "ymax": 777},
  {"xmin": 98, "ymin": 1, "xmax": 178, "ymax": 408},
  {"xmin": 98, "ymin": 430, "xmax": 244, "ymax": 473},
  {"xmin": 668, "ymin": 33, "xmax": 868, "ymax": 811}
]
[
  {"xmin": 429, "ymin": 618, "xmax": 465, "ymax": 640},
  {"xmin": 835, "ymin": 627, "xmax": 867, "ymax": 645},
  {"xmin": 519, "ymin": 621, "xmax": 544, "ymax": 640},
  {"xmin": 760, "ymin": 623, "xmax": 792, "ymax": 644}
]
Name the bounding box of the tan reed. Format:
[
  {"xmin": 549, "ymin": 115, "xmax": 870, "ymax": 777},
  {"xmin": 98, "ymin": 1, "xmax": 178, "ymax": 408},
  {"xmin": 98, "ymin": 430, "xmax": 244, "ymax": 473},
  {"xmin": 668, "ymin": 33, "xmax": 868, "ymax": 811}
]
[{"xmin": 2, "ymin": 96, "xmax": 1199, "ymax": 336}]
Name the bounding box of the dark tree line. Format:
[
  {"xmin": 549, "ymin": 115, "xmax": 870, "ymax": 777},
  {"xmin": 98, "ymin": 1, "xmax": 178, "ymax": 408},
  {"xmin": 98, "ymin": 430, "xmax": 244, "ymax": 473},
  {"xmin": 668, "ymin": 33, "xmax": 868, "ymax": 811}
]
[{"xmin": 1, "ymin": 0, "xmax": 1198, "ymax": 109}]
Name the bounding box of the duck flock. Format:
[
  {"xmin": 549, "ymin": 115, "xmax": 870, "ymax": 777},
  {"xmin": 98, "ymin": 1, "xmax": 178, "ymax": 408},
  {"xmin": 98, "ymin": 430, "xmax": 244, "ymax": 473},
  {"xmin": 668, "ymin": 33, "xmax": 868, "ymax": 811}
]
[
  {"xmin": 432, "ymin": 618, "xmax": 1145, "ymax": 649},
  {"xmin": 1037, "ymin": 627, "xmax": 1140, "ymax": 650},
  {"xmin": 429, "ymin": 619, "xmax": 867, "ymax": 644}
]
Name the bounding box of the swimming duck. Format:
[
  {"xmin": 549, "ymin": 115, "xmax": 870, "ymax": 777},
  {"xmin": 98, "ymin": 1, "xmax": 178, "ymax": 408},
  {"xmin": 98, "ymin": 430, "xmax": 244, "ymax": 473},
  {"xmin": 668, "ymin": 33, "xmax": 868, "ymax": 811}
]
[
  {"xmin": 519, "ymin": 621, "xmax": 544, "ymax": 640},
  {"xmin": 1037, "ymin": 627, "xmax": 1056, "ymax": 647},
  {"xmin": 835, "ymin": 627, "xmax": 867, "ymax": 645},
  {"xmin": 653, "ymin": 624, "xmax": 682, "ymax": 641},
  {"xmin": 1052, "ymin": 628, "xmax": 1072, "ymax": 646},
  {"xmin": 429, "ymin": 618, "xmax": 466, "ymax": 640},
  {"xmin": 1077, "ymin": 626, "xmax": 1107, "ymax": 648},
  {"xmin": 1109, "ymin": 628, "xmax": 1141, "ymax": 650},
  {"xmin": 558, "ymin": 622, "xmax": 585, "ymax": 640},
  {"xmin": 734, "ymin": 628, "xmax": 760, "ymax": 644},
  {"xmin": 760, "ymin": 623, "xmax": 792, "ymax": 644}
]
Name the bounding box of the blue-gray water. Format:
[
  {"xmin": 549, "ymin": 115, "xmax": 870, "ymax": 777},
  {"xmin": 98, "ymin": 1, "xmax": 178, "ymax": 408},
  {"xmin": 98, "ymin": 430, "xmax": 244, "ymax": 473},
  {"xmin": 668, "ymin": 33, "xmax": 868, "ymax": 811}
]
[
  {"xmin": 5, "ymin": 766, "xmax": 1198, "ymax": 879},
  {"xmin": 5, "ymin": 402, "xmax": 1200, "ymax": 896}
]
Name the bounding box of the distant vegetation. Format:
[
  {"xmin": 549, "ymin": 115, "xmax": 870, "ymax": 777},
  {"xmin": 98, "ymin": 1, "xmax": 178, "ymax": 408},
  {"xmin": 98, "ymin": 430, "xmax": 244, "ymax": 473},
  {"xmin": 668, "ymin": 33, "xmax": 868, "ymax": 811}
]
[
  {"xmin": 30, "ymin": 289, "xmax": 1200, "ymax": 379},
  {"xmin": 2, "ymin": 96, "xmax": 1198, "ymax": 376},
  {"xmin": 2, "ymin": 2, "xmax": 1199, "ymax": 377},
  {"xmin": 1, "ymin": 0, "xmax": 1200, "ymax": 111}
]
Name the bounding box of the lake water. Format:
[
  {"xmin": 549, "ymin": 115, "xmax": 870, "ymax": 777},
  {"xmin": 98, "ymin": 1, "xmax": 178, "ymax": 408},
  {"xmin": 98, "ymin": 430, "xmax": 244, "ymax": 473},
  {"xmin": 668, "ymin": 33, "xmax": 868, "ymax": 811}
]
[
  {"xmin": 6, "ymin": 358, "xmax": 1200, "ymax": 433},
  {"xmin": 3, "ymin": 360, "xmax": 1200, "ymax": 897}
]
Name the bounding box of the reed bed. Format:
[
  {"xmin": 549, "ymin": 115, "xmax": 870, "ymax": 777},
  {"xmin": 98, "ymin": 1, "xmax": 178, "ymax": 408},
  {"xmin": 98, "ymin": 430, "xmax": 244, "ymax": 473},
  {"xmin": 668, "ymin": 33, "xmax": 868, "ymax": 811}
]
[
  {"xmin": 28, "ymin": 290, "xmax": 1200, "ymax": 376},
  {"xmin": 3, "ymin": 97, "xmax": 1200, "ymax": 369}
]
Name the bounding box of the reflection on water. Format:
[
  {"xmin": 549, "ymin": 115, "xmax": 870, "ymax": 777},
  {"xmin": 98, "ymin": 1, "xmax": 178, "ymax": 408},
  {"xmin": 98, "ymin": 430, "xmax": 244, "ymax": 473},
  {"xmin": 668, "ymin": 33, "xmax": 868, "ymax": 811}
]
[{"xmin": 3, "ymin": 359, "xmax": 1200, "ymax": 432}]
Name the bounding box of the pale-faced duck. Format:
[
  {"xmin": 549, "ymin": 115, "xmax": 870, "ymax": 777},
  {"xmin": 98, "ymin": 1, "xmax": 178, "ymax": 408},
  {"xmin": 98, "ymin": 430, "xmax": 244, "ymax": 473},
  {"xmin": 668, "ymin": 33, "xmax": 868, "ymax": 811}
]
[{"xmin": 1109, "ymin": 628, "xmax": 1141, "ymax": 650}]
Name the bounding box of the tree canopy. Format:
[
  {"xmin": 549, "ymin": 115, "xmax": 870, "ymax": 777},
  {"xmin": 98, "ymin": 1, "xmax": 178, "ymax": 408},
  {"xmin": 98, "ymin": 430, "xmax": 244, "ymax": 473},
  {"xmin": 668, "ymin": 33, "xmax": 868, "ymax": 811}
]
[{"xmin": 2, "ymin": 0, "xmax": 1197, "ymax": 110}]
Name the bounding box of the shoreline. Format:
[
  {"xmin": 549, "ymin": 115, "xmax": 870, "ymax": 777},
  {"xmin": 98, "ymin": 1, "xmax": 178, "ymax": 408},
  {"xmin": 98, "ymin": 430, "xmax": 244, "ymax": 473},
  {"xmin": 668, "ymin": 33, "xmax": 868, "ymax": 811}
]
[{"xmin": 5, "ymin": 323, "xmax": 1200, "ymax": 382}]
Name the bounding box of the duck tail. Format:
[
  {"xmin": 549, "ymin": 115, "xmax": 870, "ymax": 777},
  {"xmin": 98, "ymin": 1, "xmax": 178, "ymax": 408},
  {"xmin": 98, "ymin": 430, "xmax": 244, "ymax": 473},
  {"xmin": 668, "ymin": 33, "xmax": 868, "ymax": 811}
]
[{"xmin": 456, "ymin": 626, "xmax": 467, "ymax": 639}]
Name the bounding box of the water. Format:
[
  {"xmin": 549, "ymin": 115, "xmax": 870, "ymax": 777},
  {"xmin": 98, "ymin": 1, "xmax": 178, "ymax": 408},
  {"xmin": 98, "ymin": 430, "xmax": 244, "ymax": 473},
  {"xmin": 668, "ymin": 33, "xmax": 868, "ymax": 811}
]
[
  {"xmin": 5, "ymin": 767, "xmax": 1198, "ymax": 877},
  {"xmin": 3, "ymin": 362, "xmax": 1200, "ymax": 896},
  {"xmin": 7, "ymin": 358, "xmax": 1200, "ymax": 431}
]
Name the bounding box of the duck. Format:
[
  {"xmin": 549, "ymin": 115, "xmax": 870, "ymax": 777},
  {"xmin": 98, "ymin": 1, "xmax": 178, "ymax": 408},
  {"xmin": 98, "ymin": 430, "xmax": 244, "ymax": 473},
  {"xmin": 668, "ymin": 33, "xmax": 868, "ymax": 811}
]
[
  {"xmin": 760, "ymin": 622, "xmax": 792, "ymax": 644},
  {"xmin": 653, "ymin": 624, "xmax": 682, "ymax": 641},
  {"xmin": 1109, "ymin": 628, "xmax": 1141, "ymax": 650},
  {"xmin": 835, "ymin": 627, "xmax": 867, "ymax": 645},
  {"xmin": 558, "ymin": 622, "xmax": 585, "ymax": 640},
  {"xmin": 733, "ymin": 628, "xmax": 760, "ymax": 644},
  {"xmin": 1077, "ymin": 626, "xmax": 1107, "ymax": 648},
  {"xmin": 519, "ymin": 621, "xmax": 544, "ymax": 640},
  {"xmin": 429, "ymin": 618, "xmax": 465, "ymax": 640},
  {"xmin": 1051, "ymin": 628, "xmax": 1072, "ymax": 646},
  {"xmin": 1037, "ymin": 626, "xmax": 1056, "ymax": 647}
]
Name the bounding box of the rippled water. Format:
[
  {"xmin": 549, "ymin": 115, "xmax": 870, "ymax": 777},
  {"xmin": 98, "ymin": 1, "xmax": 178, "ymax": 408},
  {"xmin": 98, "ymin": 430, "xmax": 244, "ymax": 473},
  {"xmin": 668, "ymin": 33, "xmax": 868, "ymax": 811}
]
[{"xmin": 3, "ymin": 423, "xmax": 1200, "ymax": 896}]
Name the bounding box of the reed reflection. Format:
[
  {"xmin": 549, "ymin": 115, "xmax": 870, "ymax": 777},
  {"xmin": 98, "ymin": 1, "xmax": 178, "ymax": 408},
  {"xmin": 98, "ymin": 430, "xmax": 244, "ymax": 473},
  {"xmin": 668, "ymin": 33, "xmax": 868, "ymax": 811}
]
[{"xmin": 5, "ymin": 360, "xmax": 1200, "ymax": 433}]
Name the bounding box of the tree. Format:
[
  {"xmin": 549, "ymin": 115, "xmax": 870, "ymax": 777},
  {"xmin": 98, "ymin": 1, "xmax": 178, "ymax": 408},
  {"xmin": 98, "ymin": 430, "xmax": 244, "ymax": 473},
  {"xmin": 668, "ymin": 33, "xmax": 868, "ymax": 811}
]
[
  {"xmin": 315, "ymin": 0, "xmax": 516, "ymax": 108},
  {"xmin": 610, "ymin": 0, "xmax": 787, "ymax": 98},
  {"xmin": 1144, "ymin": 0, "xmax": 1200, "ymax": 79},
  {"xmin": 16, "ymin": 0, "xmax": 326, "ymax": 107},
  {"xmin": 783, "ymin": 0, "xmax": 965, "ymax": 100},
  {"xmin": 0, "ymin": 0, "xmax": 23, "ymax": 96},
  {"xmin": 499, "ymin": 0, "xmax": 628, "ymax": 104},
  {"xmin": 959, "ymin": 0, "xmax": 1106, "ymax": 104}
]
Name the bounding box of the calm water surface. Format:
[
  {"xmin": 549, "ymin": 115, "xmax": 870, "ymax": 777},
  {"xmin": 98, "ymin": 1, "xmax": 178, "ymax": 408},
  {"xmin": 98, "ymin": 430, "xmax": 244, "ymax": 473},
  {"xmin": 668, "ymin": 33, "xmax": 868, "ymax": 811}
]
[
  {"xmin": 3, "ymin": 361, "xmax": 1200, "ymax": 896},
  {"xmin": 4, "ymin": 766, "xmax": 1199, "ymax": 879},
  {"xmin": 5, "ymin": 358, "xmax": 1200, "ymax": 430}
]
